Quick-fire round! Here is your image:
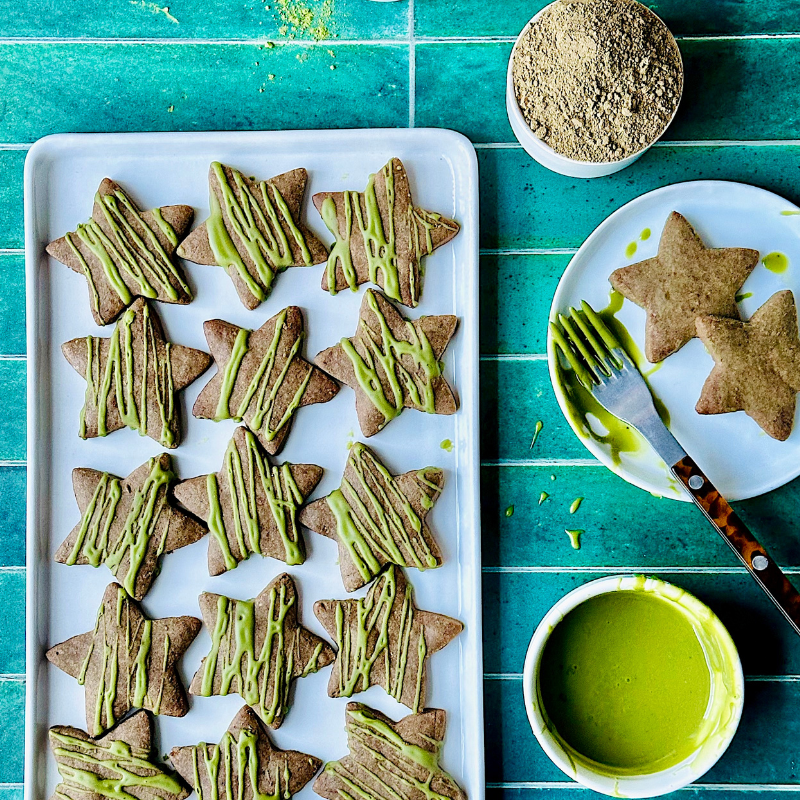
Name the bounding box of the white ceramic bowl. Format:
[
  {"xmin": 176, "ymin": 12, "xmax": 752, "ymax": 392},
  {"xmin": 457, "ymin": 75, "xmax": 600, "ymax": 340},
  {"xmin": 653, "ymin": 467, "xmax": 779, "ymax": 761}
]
[
  {"xmin": 506, "ymin": 0, "xmax": 684, "ymax": 178},
  {"xmin": 522, "ymin": 576, "xmax": 745, "ymax": 798}
]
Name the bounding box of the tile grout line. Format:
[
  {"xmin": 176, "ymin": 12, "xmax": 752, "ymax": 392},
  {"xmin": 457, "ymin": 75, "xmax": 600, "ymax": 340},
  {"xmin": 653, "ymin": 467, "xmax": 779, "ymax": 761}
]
[
  {"xmin": 481, "ymin": 459, "xmax": 599, "ymax": 467},
  {"xmin": 483, "ymin": 672, "xmax": 800, "ymax": 682},
  {"xmin": 0, "ymin": 675, "xmax": 25, "ymax": 682},
  {"xmin": 486, "ymin": 783, "xmax": 800, "ymax": 791},
  {"xmin": 482, "ymin": 565, "xmax": 800, "ymax": 574},
  {"xmin": 0, "ymin": 461, "xmax": 25, "ymax": 468},
  {"xmin": 408, "ymin": 0, "xmax": 415, "ymax": 128}
]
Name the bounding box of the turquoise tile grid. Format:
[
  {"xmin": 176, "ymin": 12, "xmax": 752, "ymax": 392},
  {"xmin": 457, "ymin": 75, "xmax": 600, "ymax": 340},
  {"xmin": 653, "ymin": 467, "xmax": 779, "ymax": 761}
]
[{"xmin": 4, "ymin": 1, "xmax": 800, "ymax": 798}]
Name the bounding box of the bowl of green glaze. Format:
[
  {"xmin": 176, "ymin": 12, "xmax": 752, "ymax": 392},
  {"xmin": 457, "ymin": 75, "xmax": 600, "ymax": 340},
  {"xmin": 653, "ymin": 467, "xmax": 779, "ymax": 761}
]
[{"xmin": 523, "ymin": 576, "xmax": 744, "ymax": 798}]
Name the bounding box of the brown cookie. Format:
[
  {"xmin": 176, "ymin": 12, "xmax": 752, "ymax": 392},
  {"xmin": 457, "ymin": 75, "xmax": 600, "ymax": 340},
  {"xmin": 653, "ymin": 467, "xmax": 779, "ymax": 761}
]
[
  {"xmin": 47, "ymin": 583, "xmax": 201, "ymax": 736},
  {"xmin": 170, "ymin": 705, "xmax": 321, "ymax": 800},
  {"xmin": 55, "ymin": 454, "xmax": 206, "ymax": 601},
  {"xmin": 172, "ymin": 427, "xmax": 322, "ymax": 575},
  {"xmin": 177, "ymin": 162, "xmax": 328, "ymax": 310},
  {"xmin": 314, "ymin": 703, "xmax": 467, "ymax": 800},
  {"xmin": 46, "ymin": 179, "xmax": 194, "ymax": 326},
  {"xmin": 50, "ymin": 710, "xmax": 189, "ymax": 800},
  {"xmin": 192, "ymin": 306, "xmax": 339, "ymax": 455},
  {"xmin": 189, "ymin": 573, "xmax": 335, "ymax": 729},
  {"xmin": 61, "ymin": 298, "xmax": 212, "ymax": 448},
  {"xmin": 313, "ymin": 289, "xmax": 458, "ymax": 437},
  {"xmin": 609, "ymin": 211, "xmax": 759, "ymax": 361},
  {"xmin": 696, "ymin": 290, "xmax": 800, "ymax": 440},
  {"xmin": 314, "ymin": 565, "xmax": 463, "ymax": 712},
  {"xmin": 299, "ymin": 442, "xmax": 444, "ymax": 592},
  {"xmin": 313, "ymin": 157, "xmax": 460, "ymax": 307}
]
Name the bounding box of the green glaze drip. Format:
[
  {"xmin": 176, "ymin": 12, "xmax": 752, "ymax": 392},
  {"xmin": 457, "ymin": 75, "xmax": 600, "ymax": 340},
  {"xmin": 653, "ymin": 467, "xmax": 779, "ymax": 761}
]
[
  {"xmin": 325, "ymin": 443, "xmax": 438, "ymax": 585},
  {"xmin": 565, "ymin": 529, "xmax": 583, "ymax": 550},
  {"xmin": 322, "ymin": 194, "xmax": 358, "ymax": 296},
  {"xmin": 538, "ymin": 492, "xmax": 549, "ymax": 505},
  {"xmin": 439, "ymin": 439, "xmax": 453, "ymax": 453},
  {"xmin": 735, "ymin": 292, "xmax": 753, "ymax": 303},
  {"xmin": 66, "ymin": 457, "xmax": 175, "ymax": 597},
  {"xmin": 781, "ymin": 210, "xmax": 800, "ymax": 216},
  {"xmin": 504, "ymin": 505, "xmax": 514, "ymax": 518},
  {"xmin": 625, "ymin": 241, "xmax": 638, "ymax": 258},
  {"xmin": 640, "ymin": 228, "xmax": 651, "ymax": 241},
  {"xmin": 529, "ymin": 420, "xmax": 543, "ymax": 450},
  {"xmin": 341, "ymin": 291, "xmax": 442, "ymax": 424},
  {"xmin": 569, "ymin": 497, "xmax": 583, "ymax": 515},
  {"xmin": 215, "ymin": 329, "xmax": 250, "ymax": 420},
  {"xmin": 762, "ymin": 251, "xmax": 789, "ymax": 274},
  {"xmin": 205, "ymin": 429, "xmax": 306, "ymax": 571},
  {"xmin": 151, "ymin": 208, "xmax": 179, "ymax": 247}
]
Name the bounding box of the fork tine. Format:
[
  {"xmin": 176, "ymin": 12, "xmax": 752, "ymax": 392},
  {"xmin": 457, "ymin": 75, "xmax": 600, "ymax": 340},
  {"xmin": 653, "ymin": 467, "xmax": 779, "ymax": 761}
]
[
  {"xmin": 558, "ymin": 313, "xmax": 604, "ymax": 380},
  {"xmin": 569, "ymin": 307, "xmax": 616, "ymax": 376},
  {"xmin": 549, "ymin": 321, "xmax": 596, "ymax": 389},
  {"xmin": 578, "ymin": 302, "xmax": 625, "ymax": 370}
]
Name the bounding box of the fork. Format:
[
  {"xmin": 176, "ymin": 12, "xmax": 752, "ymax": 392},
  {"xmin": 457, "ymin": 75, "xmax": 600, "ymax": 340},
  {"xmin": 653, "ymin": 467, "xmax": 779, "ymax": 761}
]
[{"xmin": 551, "ymin": 301, "xmax": 800, "ymax": 636}]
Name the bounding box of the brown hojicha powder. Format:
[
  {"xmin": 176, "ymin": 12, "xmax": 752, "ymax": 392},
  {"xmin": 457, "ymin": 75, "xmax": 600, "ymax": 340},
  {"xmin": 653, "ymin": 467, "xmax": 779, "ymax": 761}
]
[{"xmin": 512, "ymin": 0, "xmax": 683, "ymax": 163}]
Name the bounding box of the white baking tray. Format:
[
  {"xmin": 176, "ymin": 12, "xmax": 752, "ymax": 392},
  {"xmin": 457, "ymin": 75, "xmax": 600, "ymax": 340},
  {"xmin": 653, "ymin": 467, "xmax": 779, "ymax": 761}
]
[{"xmin": 24, "ymin": 130, "xmax": 482, "ymax": 800}]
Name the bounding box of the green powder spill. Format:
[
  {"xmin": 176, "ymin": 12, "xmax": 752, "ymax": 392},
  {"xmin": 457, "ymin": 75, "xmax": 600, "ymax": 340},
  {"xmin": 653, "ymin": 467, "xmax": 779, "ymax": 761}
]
[
  {"xmin": 273, "ymin": 0, "xmax": 333, "ymax": 41},
  {"xmin": 440, "ymin": 439, "xmax": 454, "ymax": 452},
  {"xmin": 569, "ymin": 497, "xmax": 583, "ymax": 514},
  {"xmin": 505, "ymin": 505, "xmax": 515, "ymax": 518},
  {"xmin": 130, "ymin": 0, "xmax": 178, "ymax": 23},
  {"xmin": 566, "ymin": 529, "xmax": 583, "ymax": 550},
  {"xmin": 529, "ymin": 420, "xmax": 543, "ymax": 450},
  {"xmin": 538, "ymin": 492, "xmax": 549, "ymax": 505}
]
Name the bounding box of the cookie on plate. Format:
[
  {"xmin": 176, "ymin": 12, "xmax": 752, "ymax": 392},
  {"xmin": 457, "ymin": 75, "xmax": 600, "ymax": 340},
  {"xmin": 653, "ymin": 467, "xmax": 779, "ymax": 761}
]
[
  {"xmin": 46, "ymin": 583, "xmax": 201, "ymax": 736},
  {"xmin": 314, "ymin": 565, "xmax": 463, "ymax": 712},
  {"xmin": 193, "ymin": 306, "xmax": 339, "ymax": 455},
  {"xmin": 313, "ymin": 157, "xmax": 460, "ymax": 307},
  {"xmin": 177, "ymin": 162, "xmax": 328, "ymax": 310},
  {"xmin": 313, "ymin": 289, "xmax": 458, "ymax": 437},
  {"xmin": 172, "ymin": 427, "xmax": 322, "ymax": 574},
  {"xmin": 189, "ymin": 573, "xmax": 335, "ymax": 729},
  {"xmin": 55, "ymin": 454, "xmax": 206, "ymax": 600},
  {"xmin": 299, "ymin": 442, "xmax": 444, "ymax": 592},
  {"xmin": 61, "ymin": 298, "xmax": 212, "ymax": 449},
  {"xmin": 170, "ymin": 705, "xmax": 321, "ymax": 800},
  {"xmin": 314, "ymin": 703, "xmax": 467, "ymax": 800},
  {"xmin": 50, "ymin": 710, "xmax": 189, "ymax": 800},
  {"xmin": 46, "ymin": 179, "xmax": 194, "ymax": 326},
  {"xmin": 609, "ymin": 211, "xmax": 759, "ymax": 362}
]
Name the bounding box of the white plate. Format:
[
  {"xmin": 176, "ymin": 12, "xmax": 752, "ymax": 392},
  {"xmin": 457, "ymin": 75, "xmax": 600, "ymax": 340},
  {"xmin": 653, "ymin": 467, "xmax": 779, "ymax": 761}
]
[
  {"xmin": 24, "ymin": 130, "xmax": 483, "ymax": 800},
  {"xmin": 547, "ymin": 180, "xmax": 800, "ymax": 502}
]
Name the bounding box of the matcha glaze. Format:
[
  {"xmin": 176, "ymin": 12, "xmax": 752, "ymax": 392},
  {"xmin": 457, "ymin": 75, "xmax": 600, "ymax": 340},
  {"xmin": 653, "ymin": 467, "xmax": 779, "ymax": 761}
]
[{"xmin": 539, "ymin": 592, "xmax": 712, "ymax": 772}]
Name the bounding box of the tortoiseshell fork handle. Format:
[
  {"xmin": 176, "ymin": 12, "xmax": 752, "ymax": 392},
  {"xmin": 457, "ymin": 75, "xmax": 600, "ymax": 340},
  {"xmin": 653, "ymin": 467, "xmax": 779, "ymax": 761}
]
[{"xmin": 672, "ymin": 455, "xmax": 800, "ymax": 636}]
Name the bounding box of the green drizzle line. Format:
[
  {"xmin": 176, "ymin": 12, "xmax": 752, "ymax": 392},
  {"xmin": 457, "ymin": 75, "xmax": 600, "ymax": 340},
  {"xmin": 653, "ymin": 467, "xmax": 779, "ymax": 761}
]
[
  {"xmin": 206, "ymin": 162, "xmax": 312, "ymax": 303},
  {"xmin": 190, "ymin": 729, "xmax": 289, "ymax": 800},
  {"xmin": 66, "ymin": 458, "xmax": 175, "ymax": 597},
  {"xmin": 205, "ymin": 429, "xmax": 305, "ymax": 572},
  {"xmin": 326, "ymin": 443, "xmax": 439, "ymax": 585},
  {"xmin": 51, "ymin": 730, "xmax": 184, "ymax": 800},
  {"xmin": 325, "ymin": 706, "xmax": 460, "ymax": 800},
  {"xmin": 65, "ymin": 187, "xmax": 190, "ymax": 318},
  {"xmin": 334, "ymin": 567, "xmax": 427, "ymax": 713},
  {"xmin": 81, "ymin": 303, "xmax": 176, "ymax": 447},
  {"xmin": 341, "ymin": 290, "xmax": 442, "ymax": 425},
  {"xmin": 77, "ymin": 586, "xmax": 171, "ymax": 736},
  {"xmin": 213, "ymin": 310, "xmax": 311, "ymax": 442}
]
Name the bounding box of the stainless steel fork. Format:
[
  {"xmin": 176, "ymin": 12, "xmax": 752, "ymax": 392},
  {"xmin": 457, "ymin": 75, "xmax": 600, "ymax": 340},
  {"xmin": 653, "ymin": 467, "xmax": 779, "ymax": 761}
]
[{"xmin": 551, "ymin": 301, "xmax": 800, "ymax": 636}]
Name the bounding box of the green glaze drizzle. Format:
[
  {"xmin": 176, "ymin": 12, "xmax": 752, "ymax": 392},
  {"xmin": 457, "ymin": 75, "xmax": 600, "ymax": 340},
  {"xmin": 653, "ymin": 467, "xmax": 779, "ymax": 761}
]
[
  {"xmin": 565, "ymin": 529, "xmax": 583, "ymax": 550},
  {"xmin": 781, "ymin": 210, "xmax": 800, "ymax": 216},
  {"xmin": 762, "ymin": 251, "xmax": 789, "ymax": 274},
  {"xmin": 205, "ymin": 429, "xmax": 305, "ymax": 571},
  {"xmin": 569, "ymin": 497, "xmax": 583, "ymax": 515},
  {"xmin": 66, "ymin": 458, "xmax": 175, "ymax": 597},
  {"xmin": 624, "ymin": 241, "xmax": 637, "ymax": 259},
  {"xmin": 439, "ymin": 439, "xmax": 453, "ymax": 452},
  {"xmin": 735, "ymin": 292, "xmax": 753, "ymax": 303},
  {"xmin": 505, "ymin": 505, "xmax": 514, "ymax": 518},
  {"xmin": 640, "ymin": 228, "xmax": 651, "ymax": 241},
  {"xmin": 538, "ymin": 492, "xmax": 549, "ymax": 505},
  {"xmin": 325, "ymin": 443, "xmax": 439, "ymax": 585},
  {"xmin": 529, "ymin": 420, "xmax": 543, "ymax": 450}
]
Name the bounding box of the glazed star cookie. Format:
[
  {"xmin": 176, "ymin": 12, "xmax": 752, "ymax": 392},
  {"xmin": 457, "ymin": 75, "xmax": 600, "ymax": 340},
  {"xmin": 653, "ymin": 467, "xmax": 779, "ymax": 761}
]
[
  {"xmin": 189, "ymin": 573, "xmax": 335, "ymax": 729},
  {"xmin": 177, "ymin": 162, "xmax": 328, "ymax": 309},
  {"xmin": 49, "ymin": 710, "xmax": 189, "ymax": 800},
  {"xmin": 313, "ymin": 157, "xmax": 460, "ymax": 307},
  {"xmin": 315, "ymin": 704, "xmax": 467, "ymax": 800},
  {"xmin": 46, "ymin": 179, "xmax": 194, "ymax": 326},
  {"xmin": 170, "ymin": 706, "xmax": 321, "ymax": 800},
  {"xmin": 609, "ymin": 211, "xmax": 759, "ymax": 362},
  {"xmin": 172, "ymin": 427, "xmax": 323, "ymax": 574},
  {"xmin": 61, "ymin": 298, "xmax": 212, "ymax": 448},
  {"xmin": 55, "ymin": 454, "xmax": 206, "ymax": 601},
  {"xmin": 696, "ymin": 290, "xmax": 800, "ymax": 440},
  {"xmin": 193, "ymin": 306, "xmax": 339, "ymax": 455},
  {"xmin": 314, "ymin": 565, "xmax": 463, "ymax": 712},
  {"xmin": 46, "ymin": 583, "xmax": 201, "ymax": 736},
  {"xmin": 299, "ymin": 442, "xmax": 444, "ymax": 592},
  {"xmin": 313, "ymin": 289, "xmax": 458, "ymax": 437}
]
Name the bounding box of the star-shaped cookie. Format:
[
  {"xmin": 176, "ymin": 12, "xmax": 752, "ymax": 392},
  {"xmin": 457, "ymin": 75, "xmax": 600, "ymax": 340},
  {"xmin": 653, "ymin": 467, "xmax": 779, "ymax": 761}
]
[
  {"xmin": 47, "ymin": 583, "xmax": 201, "ymax": 736},
  {"xmin": 189, "ymin": 573, "xmax": 335, "ymax": 729},
  {"xmin": 609, "ymin": 211, "xmax": 759, "ymax": 362},
  {"xmin": 696, "ymin": 290, "xmax": 800, "ymax": 440},
  {"xmin": 313, "ymin": 157, "xmax": 460, "ymax": 307},
  {"xmin": 61, "ymin": 298, "xmax": 212, "ymax": 449},
  {"xmin": 314, "ymin": 565, "xmax": 463, "ymax": 712},
  {"xmin": 50, "ymin": 710, "xmax": 189, "ymax": 800},
  {"xmin": 299, "ymin": 442, "xmax": 445, "ymax": 592},
  {"xmin": 170, "ymin": 706, "xmax": 321, "ymax": 800},
  {"xmin": 193, "ymin": 305, "xmax": 339, "ymax": 455},
  {"xmin": 315, "ymin": 704, "xmax": 466, "ymax": 800},
  {"xmin": 172, "ymin": 427, "xmax": 322, "ymax": 574},
  {"xmin": 46, "ymin": 179, "xmax": 194, "ymax": 326},
  {"xmin": 314, "ymin": 289, "xmax": 459, "ymax": 437},
  {"xmin": 177, "ymin": 162, "xmax": 328, "ymax": 310},
  {"xmin": 55, "ymin": 454, "xmax": 206, "ymax": 601}
]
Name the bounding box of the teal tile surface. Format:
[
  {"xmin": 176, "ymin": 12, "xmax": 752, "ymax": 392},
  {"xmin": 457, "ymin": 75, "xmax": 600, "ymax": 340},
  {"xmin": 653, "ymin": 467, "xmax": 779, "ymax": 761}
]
[
  {"xmin": 0, "ymin": 680, "xmax": 24, "ymax": 783},
  {"xmin": 0, "ymin": 571, "xmax": 25, "ymax": 675},
  {"xmin": 0, "ymin": 788, "xmax": 22, "ymax": 800},
  {"xmin": 0, "ymin": 360, "xmax": 25, "ymax": 462},
  {"xmin": 0, "ymin": 152, "xmax": 25, "ymax": 250},
  {"xmin": 489, "ymin": 792, "xmax": 800, "ymax": 800},
  {"xmin": 0, "ymin": 467, "xmax": 25, "ymax": 567},
  {"xmin": 0, "ymin": 256, "xmax": 25, "ymax": 356},
  {"xmin": 0, "ymin": 43, "xmax": 409, "ymax": 141}
]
